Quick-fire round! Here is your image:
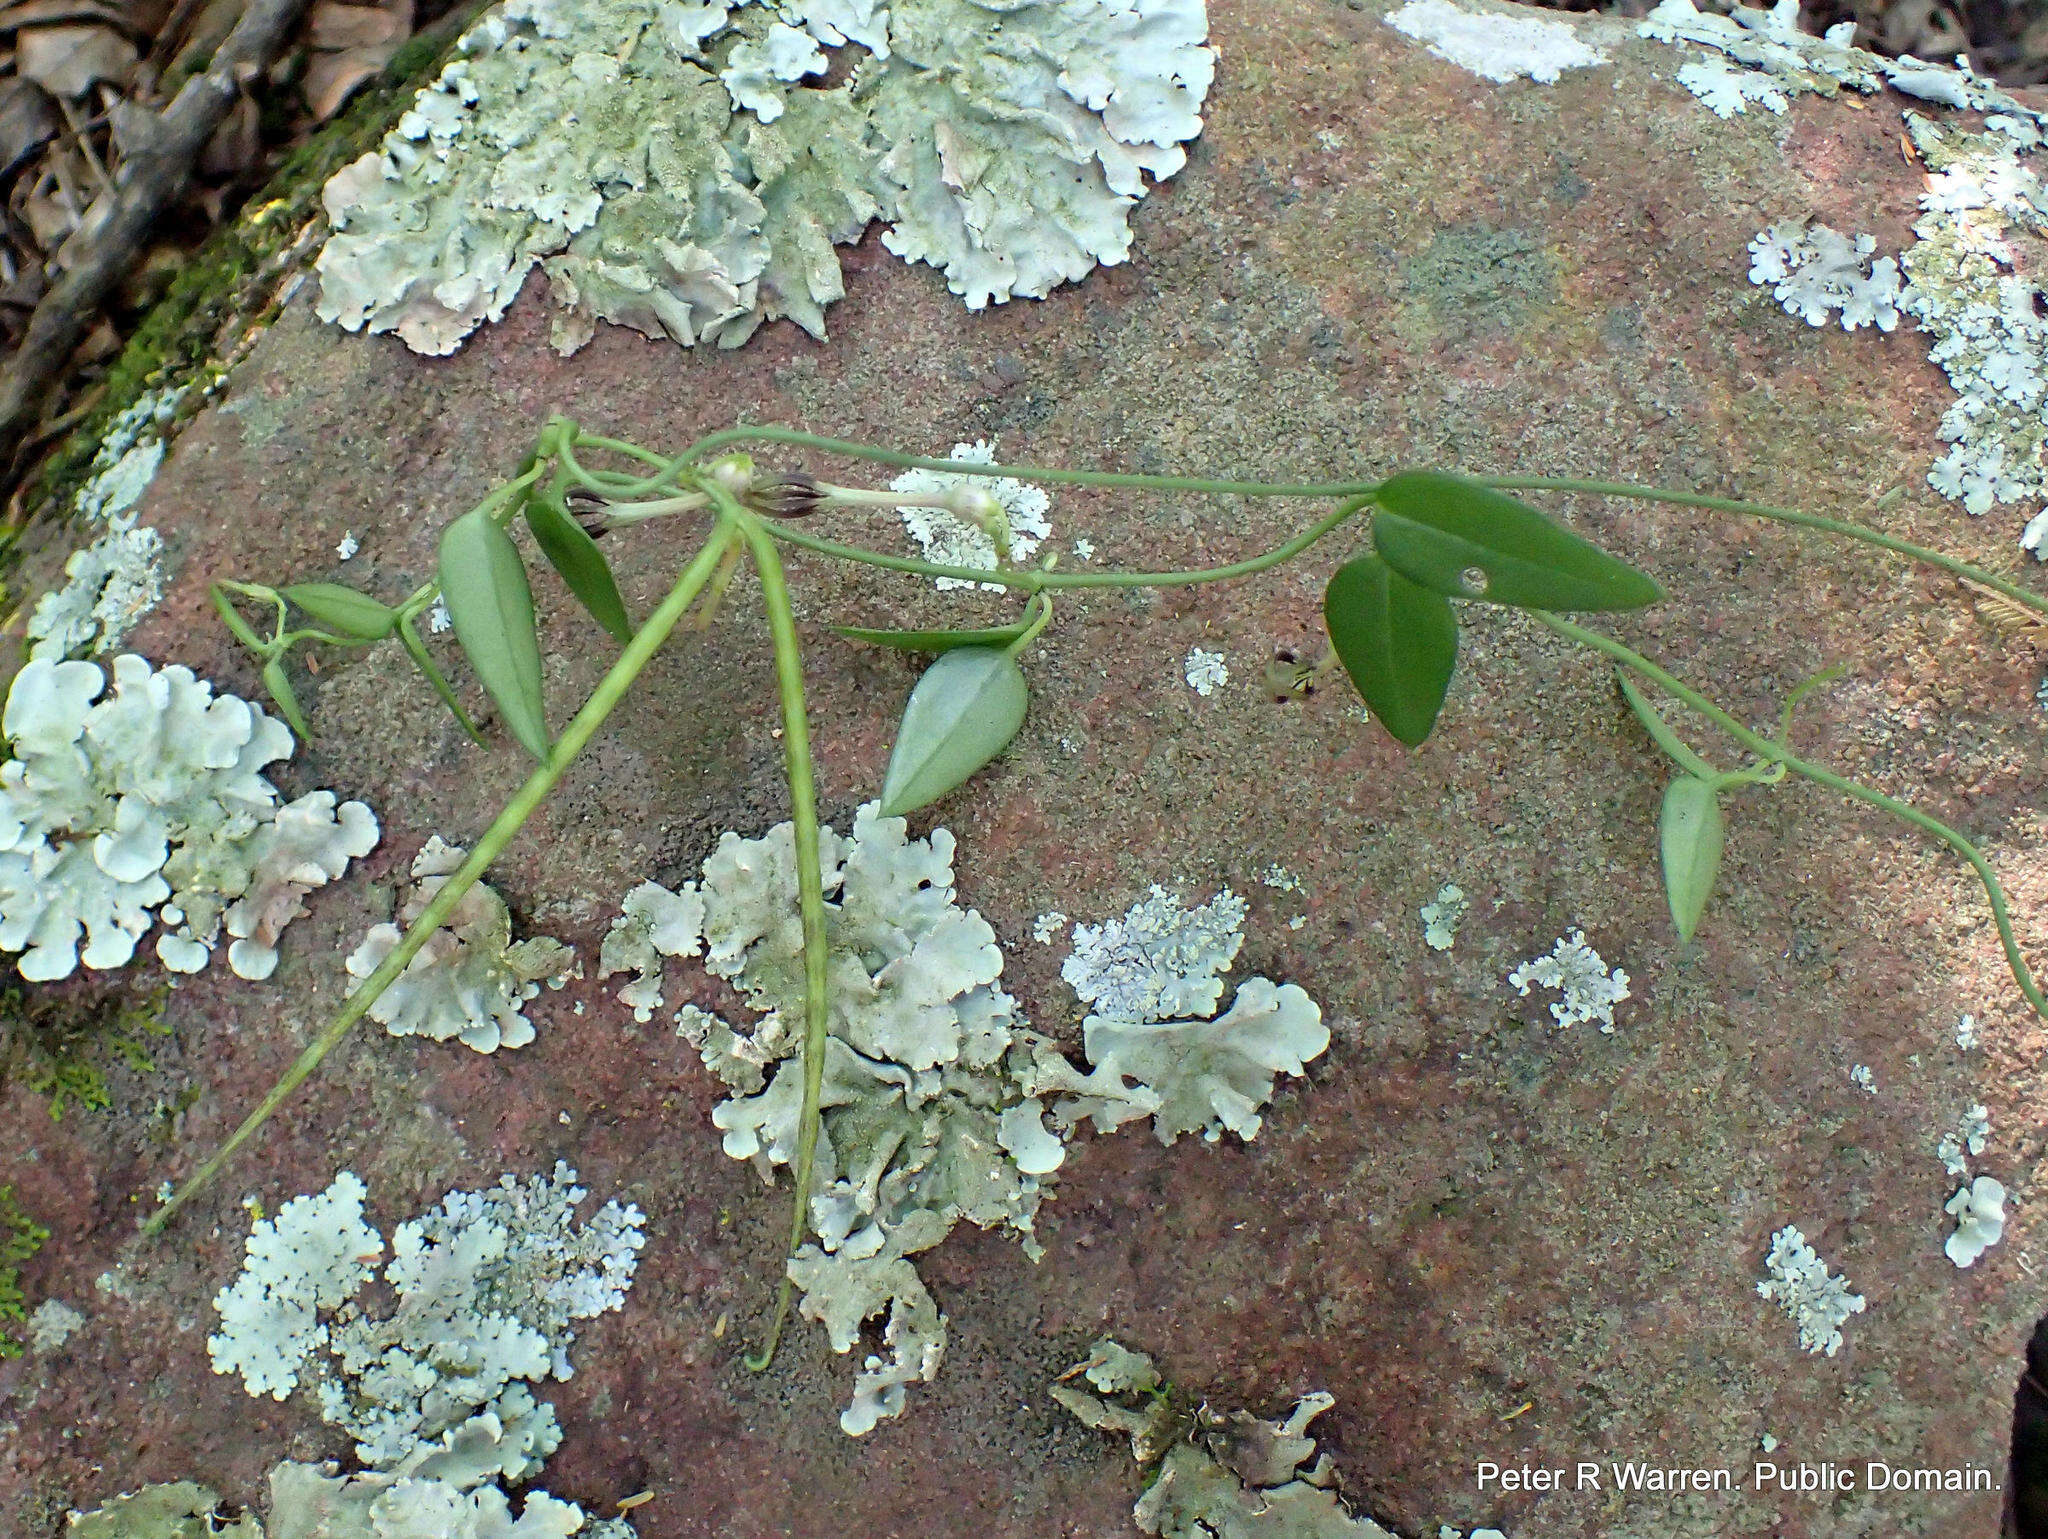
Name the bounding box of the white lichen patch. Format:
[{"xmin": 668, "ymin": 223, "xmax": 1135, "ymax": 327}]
[
  {"xmin": 65, "ymin": 1483, "xmax": 263, "ymax": 1539},
  {"xmin": 889, "ymin": 440, "xmax": 1052, "ymax": 591},
  {"xmin": 1747, "ymin": 222, "xmax": 1903, "ymax": 331},
  {"xmin": 621, "ymin": 806, "xmax": 1323, "ymax": 1433},
  {"xmin": 1956, "ymin": 1012, "xmax": 1978, "ymax": 1049},
  {"xmin": 1421, "ymin": 882, "xmax": 1468, "ymax": 952},
  {"xmin": 1385, "ymin": 0, "xmax": 1607, "ymax": 86},
  {"xmin": 1032, "ymin": 910, "xmax": 1069, "ymax": 944},
  {"xmin": 315, "ymin": 0, "xmax": 1213, "ymax": 357},
  {"xmin": 1072, "ymin": 978, "xmax": 1327, "ymax": 1144},
  {"xmin": 1062, "ymin": 885, "xmax": 1247, "ymax": 1024},
  {"xmin": 71, "ymin": 386, "xmax": 186, "ymax": 527},
  {"xmin": 1057, "ymin": 1351, "xmax": 1396, "ymax": 1537},
  {"xmin": 210, "ymin": 1166, "xmax": 643, "ymax": 1482},
  {"xmin": 1849, "ymin": 1062, "xmax": 1876, "ymax": 1094},
  {"xmin": 598, "ymin": 879, "xmax": 707, "ymax": 1022},
  {"xmin": 0, "ymin": 656, "xmax": 379, "ymax": 982},
  {"xmin": 1757, "ymin": 1224, "xmax": 1865, "ymax": 1356},
  {"xmin": 209, "ymin": 1172, "xmax": 385, "ymax": 1399},
  {"xmin": 346, "ymin": 838, "xmax": 573, "ymax": 1052},
  {"xmin": 1898, "ymin": 113, "xmax": 2048, "ymax": 522},
  {"xmin": 25, "ymin": 526, "xmax": 165, "ymax": 663},
  {"xmin": 1945, "ymin": 1175, "xmax": 2007, "ymax": 1267},
  {"xmin": 1937, "ymin": 1102, "xmax": 1990, "ymax": 1175},
  {"xmin": 1506, "ymin": 929, "xmax": 1629, "ymax": 1032},
  {"xmin": 1183, "ymin": 648, "xmax": 1229, "ymax": 696},
  {"xmin": 1256, "ymin": 864, "xmax": 1299, "ymax": 893},
  {"xmin": 26, "ymin": 1298, "xmax": 84, "ymax": 1354}
]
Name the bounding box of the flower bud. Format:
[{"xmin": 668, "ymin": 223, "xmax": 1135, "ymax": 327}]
[{"xmin": 743, "ymin": 472, "xmax": 827, "ymax": 518}]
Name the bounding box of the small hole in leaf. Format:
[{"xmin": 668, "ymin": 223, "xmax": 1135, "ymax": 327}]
[{"xmin": 1458, "ymin": 566, "xmax": 1489, "ymax": 596}]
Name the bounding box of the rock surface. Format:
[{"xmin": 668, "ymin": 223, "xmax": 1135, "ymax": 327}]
[{"xmin": 2, "ymin": 2, "xmax": 2047, "ymax": 1537}]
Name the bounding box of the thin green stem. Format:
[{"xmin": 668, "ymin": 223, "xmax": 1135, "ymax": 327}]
[
  {"xmin": 145, "ymin": 521, "xmax": 745, "ymax": 1236},
  {"xmin": 732, "ymin": 507, "xmax": 833, "ymax": 1374},
  {"xmin": 677, "ymin": 425, "xmax": 1384, "ymax": 500},
  {"xmin": 1002, "ymin": 592, "xmax": 1054, "ymax": 658},
  {"xmin": 1536, "ymin": 611, "xmax": 2048, "ymax": 1022},
  {"xmin": 1486, "ymin": 476, "xmax": 2048, "ymax": 620},
  {"xmin": 760, "ymin": 497, "xmax": 1373, "ymax": 592}
]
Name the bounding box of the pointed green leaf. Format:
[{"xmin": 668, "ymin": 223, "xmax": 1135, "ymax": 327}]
[
  {"xmin": 1372, "ymin": 471, "xmax": 1664, "ymax": 612},
  {"xmin": 260, "ymin": 658, "xmax": 310, "ymax": 740},
  {"xmin": 1659, "ymin": 773, "xmax": 1725, "ymax": 944},
  {"xmin": 1617, "ymin": 673, "xmax": 1719, "ymax": 781},
  {"xmin": 835, "ymin": 619, "xmax": 1037, "ymax": 653},
  {"xmin": 438, "ymin": 509, "xmax": 549, "ymax": 761},
  {"xmin": 281, "ymin": 583, "xmax": 397, "ymax": 641},
  {"xmin": 523, "ymin": 489, "xmax": 633, "ymax": 644},
  {"xmin": 1322, "ymin": 555, "xmax": 1459, "ymax": 748},
  {"xmin": 397, "ymin": 615, "xmax": 486, "ymax": 746},
  {"xmin": 879, "ymin": 648, "xmax": 1029, "ymax": 817}
]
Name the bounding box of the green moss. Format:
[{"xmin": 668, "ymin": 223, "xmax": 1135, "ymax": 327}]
[
  {"xmin": 0, "ymin": 979, "xmax": 170, "ymax": 1120},
  {"xmin": 0, "ymin": 1184, "xmax": 47, "ymax": 1358}
]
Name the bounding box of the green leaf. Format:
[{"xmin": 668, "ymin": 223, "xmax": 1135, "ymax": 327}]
[
  {"xmin": 1322, "ymin": 555, "xmax": 1459, "ymax": 748},
  {"xmin": 835, "ymin": 619, "xmax": 1036, "ymax": 652},
  {"xmin": 1372, "ymin": 471, "xmax": 1664, "ymax": 612},
  {"xmin": 281, "ymin": 583, "xmax": 397, "ymax": 641},
  {"xmin": 1659, "ymin": 773, "xmax": 1725, "ymax": 944},
  {"xmin": 879, "ymin": 648, "xmax": 1029, "ymax": 817},
  {"xmin": 438, "ymin": 509, "xmax": 549, "ymax": 761},
  {"xmin": 260, "ymin": 659, "xmax": 310, "ymax": 740},
  {"xmin": 1616, "ymin": 673, "xmax": 1718, "ymax": 780},
  {"xmin": 523, "ymin": 489, "xmax": 633, "ymax": 644},
  {"xmin": 396, "ymin": 615, "xmax": 486, "ymax": 746}
]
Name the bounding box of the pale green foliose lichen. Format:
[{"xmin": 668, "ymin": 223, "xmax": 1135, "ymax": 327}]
[
  {"xmin": 1755, "ymin": 1223, "xmax": 1864, "ymax": 1356},
  {"xmin": 0, "ymin": 656, "xmax": 379, "ymax": 982},
  {"xmin": 609, "ymin": 807, "xmax": 1324, "ymax": 1432},
  {"xmin": 1944, "ymin": 1174, "xmax": 2006, "ymax": 1267},
  {"xmin": 1421, "ymin": 882, "xmax": 1466, "ymax": 951},
  {"xmin": 1747, "ymin": 222, "xmax": 1903, "ymax": 331},
  {"xmin": 314, "ymin": 0, "xmax": 1213, "ymax": 357},
  {"xmin": 1056, "ymin": 1345, "xmax": 1396, "ymax": 1537},
  {"xmin": 345, "ymin": 837, "xmax": 573, "ymax": 1053},
  {"xmin": 66, "ymin": 1482, "xmax": 264, "ymax": 1539},
  {"xmin": 67, "ymin": 1464, "xmax": 633, "ymax": 1539},
  {"xmin": 1506, "ymin": 928, "xmax": 1629, "ymax": 1032}
]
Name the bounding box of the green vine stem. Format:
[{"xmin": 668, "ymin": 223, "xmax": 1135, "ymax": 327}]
[
  {"xmin": 1537, "ymin": 611, "xmax": 2048, "ymax": 1021},
  {"xmin": 759, "ymin": 497, "xmax": 1374, "ymax": 592},
  {"xmin": 666, "ymin": 425, "xmax": 1387, "ymax": 500},
  {"xmin": 1488, "ymin": 476, "xmax": 2048, "ymax": 621},
  {"xmin": 730, "ymin": 504, "xmax": 833, "ymax": 1372},
  {"xmin": 145, "ymin": 520, "xmax": 746, "ymax": 1236}
]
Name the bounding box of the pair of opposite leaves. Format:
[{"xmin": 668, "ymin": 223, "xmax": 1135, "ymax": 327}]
[
  {"xmin": 1322, "ymin": 472, "xmax": 1662, "ymax": 746},
  {"xmin": 432, "ymin": 480, "xmax": 1020, "ymax": 818}
]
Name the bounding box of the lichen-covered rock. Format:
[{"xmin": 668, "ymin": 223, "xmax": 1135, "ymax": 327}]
[
  {"xmin": 314, "ymin": 0, "xmax": 1213, "ymax": 355},
  {"xmin": 0, "ymin": 656, "xmax": 377, "ymax": 981},
  {"xmin": 210, "ymin": 1166, "xmax": 642, "ymax": 1487},
  {"xmin": 345, "ymin": 838, "xmax": 572, "ymax": 1053},
  {"xmin": 66, "ymin": 1482, "xmax": 264, "ymax": 1539},
  {"xmin": 1079, "ymin": 977, "xmax": 1327, "ymax": 1144}
]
